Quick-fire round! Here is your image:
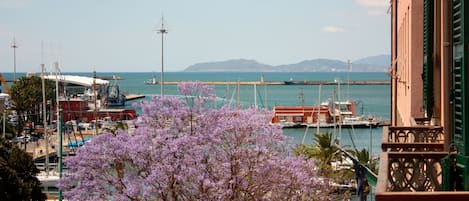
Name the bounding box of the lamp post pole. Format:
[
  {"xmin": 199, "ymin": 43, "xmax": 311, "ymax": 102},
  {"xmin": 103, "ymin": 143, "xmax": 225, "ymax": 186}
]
[
  {"xmin": 11, "ymin": 38, "xmax": 18, "ymax": 81},
  {"xmin": 157, "ymin": 17, "xmax": 168, "ymax": 97}
]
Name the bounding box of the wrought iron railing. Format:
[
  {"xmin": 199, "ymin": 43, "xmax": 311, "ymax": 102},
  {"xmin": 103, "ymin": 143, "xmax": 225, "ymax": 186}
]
[
  {"xmin": 376, "ymin": 126, "xmax": 469, "ymax": 200},
  {"xmin": 381, "ymin": 126, "xmax": 444, "ymax": 152},
  {"xmin": 413, "ymin": 117, "xmax": 432, "ymax": 126},
  {"xmin": 376, "ymin": 151, "xmax": 469, "ymax": 201},
  {"xmin": 379, "ymin": 152, "xmax": 445, "ymax": 192}
]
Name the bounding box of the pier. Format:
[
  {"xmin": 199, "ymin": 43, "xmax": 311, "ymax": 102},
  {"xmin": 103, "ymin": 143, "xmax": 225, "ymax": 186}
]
[
  {"xmin": 146, "ymin": 80, "xmax": 390, "ymax": 86},
  {"xmin": 125, "ymin": 94, "xmax": 146, "ymax": 101}
]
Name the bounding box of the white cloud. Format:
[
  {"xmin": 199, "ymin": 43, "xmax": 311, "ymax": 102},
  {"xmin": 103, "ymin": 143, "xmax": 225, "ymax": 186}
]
[
  {"xmin": 321, "ymin": 26, "xmax": 346, "ymax": 33},
  {"xmin": 355, "ymin": 0, "xmax": 389, "ymax": 15}
]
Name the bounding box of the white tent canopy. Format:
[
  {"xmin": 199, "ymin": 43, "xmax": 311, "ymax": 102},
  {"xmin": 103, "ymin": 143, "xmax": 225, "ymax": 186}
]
[{"xmin": 43, "ymin": 75, "xmax": 109, "ymax": 87}]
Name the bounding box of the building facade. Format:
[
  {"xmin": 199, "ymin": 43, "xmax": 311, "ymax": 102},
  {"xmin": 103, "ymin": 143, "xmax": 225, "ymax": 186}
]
[{"xmin": 377, "ymin": 0, "xmax": 469, "ymax": 200}]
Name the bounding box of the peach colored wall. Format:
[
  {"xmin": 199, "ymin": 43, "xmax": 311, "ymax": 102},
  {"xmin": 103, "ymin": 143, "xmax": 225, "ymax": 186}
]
[
  {"xmin": 438, "ymin": 0, "xmax": 452, "ymax": 150},
  {"xmin": 394, "ymin": 0, "xmax": 424, "ymax": 126}
]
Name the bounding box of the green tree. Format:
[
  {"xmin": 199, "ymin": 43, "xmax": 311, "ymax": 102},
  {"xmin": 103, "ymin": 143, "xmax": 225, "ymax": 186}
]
[
  {"xmin": 10, "ymin": 76, "xmax": 55, "ymax": 135},
  {"xmin": 295, "ymin": 132, "xmax": 342, "ymax": 177},
  {"xmin": 0, "ymin": 137, "xmax": 46, "ymax": 201},
  {"xmin": 352, "ymin": 148, "xmax": 378, "ymax": 174},
  {"xmin": 103, "ymin": 121, "xmax": 129, "ymax": 134}
]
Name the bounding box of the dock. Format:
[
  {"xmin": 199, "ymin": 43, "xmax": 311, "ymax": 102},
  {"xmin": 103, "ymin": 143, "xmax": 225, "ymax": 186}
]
[
  {"xmin": 98, "ymin": 75, "xmax": 123, "ymax": 80},
  {"xmin": 125, "ymin": 94, "xmax": 146, "ymax": 101},
  {"xmin": 146, "ymin": 80, "xmax": 390, "ymax": 86}
]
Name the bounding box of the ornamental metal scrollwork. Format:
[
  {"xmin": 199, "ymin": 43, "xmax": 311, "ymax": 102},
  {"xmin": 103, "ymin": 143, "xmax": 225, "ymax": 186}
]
[{"xmin": 387, "ymin": 155, "xmax": 443, "ymax": 192}]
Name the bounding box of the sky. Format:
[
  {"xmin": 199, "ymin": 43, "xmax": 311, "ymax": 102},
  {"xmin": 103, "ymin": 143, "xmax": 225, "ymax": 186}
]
[{"xmin": 0, "ymin": 0, "xmax": 390, "ymax": 73}]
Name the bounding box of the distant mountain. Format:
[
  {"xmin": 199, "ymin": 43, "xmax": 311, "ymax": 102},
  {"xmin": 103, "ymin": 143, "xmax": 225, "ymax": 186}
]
[
  {"xmin": 184, "ymin": 59, "xmax": 273, "ymax": 72},
  {"xmin": 183, "ymin": 55, "xmax": 390, "ymax": 72},
  {"xmin": 354, "ymin": 54, "xmax": 391, "ymax": 67},
  {"xmin": 276, "ymin": 59, "xmax": 348, "ymax": 72}
]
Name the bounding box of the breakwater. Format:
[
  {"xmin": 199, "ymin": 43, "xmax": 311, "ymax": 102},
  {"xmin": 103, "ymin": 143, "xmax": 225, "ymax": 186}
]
[{"xmin": 146, "ymin": 80, "xmax": 390, "ymax": 85}]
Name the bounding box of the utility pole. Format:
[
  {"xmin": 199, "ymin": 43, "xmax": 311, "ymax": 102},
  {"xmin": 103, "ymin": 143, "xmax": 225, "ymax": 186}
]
[
  {"xmin": 157, "ymin": 17, "xmax": 168, "ymax": 97},
  {"xmin": 11, "ymin": 38, "xmax": 18, "ymax": 81}
]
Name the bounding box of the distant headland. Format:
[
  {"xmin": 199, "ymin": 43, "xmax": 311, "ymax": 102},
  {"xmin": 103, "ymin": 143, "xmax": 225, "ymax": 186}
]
[{"xmin": 183, "ymin": 54, "xmax": 390, "ymax": 72}]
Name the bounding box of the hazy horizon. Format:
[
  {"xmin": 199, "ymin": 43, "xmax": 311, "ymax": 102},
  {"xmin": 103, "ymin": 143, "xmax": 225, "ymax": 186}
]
[{"xmin": 0, "ymin": 0, "xmax": 390, "ymax": 73}]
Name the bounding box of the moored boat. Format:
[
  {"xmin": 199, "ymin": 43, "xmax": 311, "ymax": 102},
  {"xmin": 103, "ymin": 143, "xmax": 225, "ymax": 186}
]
[
  {"xmin": 105, "ymin": 80, "xmax": 126, "ymax": 107},
  {"xmin": 270, "ymin": 105, "xmax": 334, "ymax": 128},
  {"xmin": 326, "ymin": 100, "xmax": 379, "ymax": 128},
  {"xmin": 270, "ymin": 100, "xmax": 379, "ymax": 128},
  {"xmin": 44, "ymin": 74, "xmax": 137, "ymax": 122},
  {"xmin": 144, "ymin": 74, "xmax": 158, "ymax": 85}
]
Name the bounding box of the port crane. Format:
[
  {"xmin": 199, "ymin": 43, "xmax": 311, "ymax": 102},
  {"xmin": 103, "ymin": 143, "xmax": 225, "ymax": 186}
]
[{"xmin": 0, "ymin": 73, "xmax": 10, "ymax": 95}]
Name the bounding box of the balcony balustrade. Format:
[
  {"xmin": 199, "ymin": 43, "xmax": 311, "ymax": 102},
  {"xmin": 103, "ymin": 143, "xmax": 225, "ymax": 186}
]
[
  {"xmin": 376, "ymin": 125, "xmax": 469, "ymax": 200},
  {"xmin": 381, "ymin": 126, "xmax": 444, "ymax": 152}
]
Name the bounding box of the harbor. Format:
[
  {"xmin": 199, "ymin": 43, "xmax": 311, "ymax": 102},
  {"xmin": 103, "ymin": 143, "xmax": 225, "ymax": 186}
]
[
  {"xmin": 1, "ymin": 71, "xmax": 390, "ymax": 201},
  {"xmin": 145, "ymin": 80, "xmax": 390, "ymax": 85}
]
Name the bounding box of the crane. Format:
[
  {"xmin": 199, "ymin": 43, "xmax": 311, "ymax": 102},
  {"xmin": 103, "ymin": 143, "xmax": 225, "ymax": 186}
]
[{"xmin": 0, "ymin": 73, "xmax": 10, "ymax": 95}]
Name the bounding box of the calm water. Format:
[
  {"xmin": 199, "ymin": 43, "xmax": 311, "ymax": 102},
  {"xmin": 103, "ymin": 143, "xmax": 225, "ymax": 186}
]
[
  {"xmin": 4, "ymin": 72, "xmax": 386, "ymax": 200},
  {"xmin": 3, "ymin": 72, "xmax": 390, "ymax": 157}
]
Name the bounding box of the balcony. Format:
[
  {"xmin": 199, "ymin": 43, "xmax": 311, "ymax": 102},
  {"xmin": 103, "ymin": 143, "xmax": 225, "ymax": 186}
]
[
  {"xmin": 381, "ymin": 126, "xmax": 444, "ymax": 152},
  {"xmin": 376, "ymin": 126, "xmax": 469, "ymax": 201}
]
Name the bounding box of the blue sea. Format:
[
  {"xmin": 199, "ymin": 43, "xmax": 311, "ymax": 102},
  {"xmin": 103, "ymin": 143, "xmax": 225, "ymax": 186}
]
[{"xmin": 3, "ymin": 72, "xmax": 390, "ymax": 157}]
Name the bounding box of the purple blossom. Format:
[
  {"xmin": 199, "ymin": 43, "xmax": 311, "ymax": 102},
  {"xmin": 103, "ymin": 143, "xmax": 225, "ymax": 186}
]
[{"xmin": 59, "ymin": 82, "xmax": 331, "ymax": 201}]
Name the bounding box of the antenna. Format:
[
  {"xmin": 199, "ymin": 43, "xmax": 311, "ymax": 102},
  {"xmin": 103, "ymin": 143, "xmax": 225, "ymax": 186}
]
[
  {"xmin": 157, "ymin": 16, "xmax": 168, "ymax": 97},
  {"xmin": 11, "ymin": 38, "xmax": 18, "ymax": 81}
]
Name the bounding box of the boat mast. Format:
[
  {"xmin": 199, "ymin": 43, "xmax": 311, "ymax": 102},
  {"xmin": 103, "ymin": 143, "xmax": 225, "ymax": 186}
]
[
  {"xmin": 264, "ymin": 84, "xmax": 267, "ymax": 109},
  {"xmin": 41, "ymin": 64, "xmax": 49, "ymax": 177},
  {"xmin": 54, "ymin": 62, "xmax": 64, "ymax": 201},
  {"xmin": 333, "ymin": 78, "xmax": 342, "ymax": 146},
  {"xmin": 157, "ymin": 16, "xmax": 168, "ymax": 97},
  {"xmin": 298, "ymin": 88, "xmax": 304, "ymax": 107},
  {"xmin": 236, "ymin": 81, "xmax": 240, "ymax": 108},
  {"xmin": 93, "ymin": 71, "xmax": 98, "ymax": 136},
  {"xmin": 254, "ymin": 83, "xmax": 257, "ymax": 109},
  {"xmin": 316, "ymin": 84, "xmax": 321, "ymax": 134},
  {"xmin": 332, "ymin": 87, "xmax": 336, "ymax": 141},
  {"xmin": 56, "ymin": 62, "xmax": 63, "ymax": 201},
  {"xmin": 347, "ymin": 60, "xmax": 351, "ymax": 101}
]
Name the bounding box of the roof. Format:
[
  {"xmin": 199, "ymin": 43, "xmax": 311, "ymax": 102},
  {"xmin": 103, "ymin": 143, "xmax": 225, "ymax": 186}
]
[{"xmin": 44, "ymin": 75, "xmax": 109, "ymax": 87}]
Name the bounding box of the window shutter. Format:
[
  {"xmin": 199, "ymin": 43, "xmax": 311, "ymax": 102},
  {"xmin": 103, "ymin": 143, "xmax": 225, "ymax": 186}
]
[
  {"xmin": 452, "ymin": 0, "xmax": 469, "ymax": 155},
  {"xmin": 423, "ymin": 0, "xmax": 434, "ymax": 118}
]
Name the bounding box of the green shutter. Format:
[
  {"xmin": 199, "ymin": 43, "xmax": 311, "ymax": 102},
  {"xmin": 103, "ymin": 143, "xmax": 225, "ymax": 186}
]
[
  {"xmin": 452, "ymin": 0, "xmax": 469, "ymax": 156},
  {"xmin": 423, "ymin": 0, "xmax": 434, "ymax": 118}
]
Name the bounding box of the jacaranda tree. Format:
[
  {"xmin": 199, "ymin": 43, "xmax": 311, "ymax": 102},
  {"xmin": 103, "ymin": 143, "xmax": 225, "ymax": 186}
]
[{"xmin": 59, "ymin": 82, "xmax": 331, "ymax": 201}]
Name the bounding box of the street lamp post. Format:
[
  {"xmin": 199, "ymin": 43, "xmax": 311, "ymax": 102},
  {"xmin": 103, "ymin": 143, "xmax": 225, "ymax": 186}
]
[
  {"xmin": 157, "ymin": 17, "xmax": 168, "ymax": 97},
  {"xmin": 11, "ymin": 38, "xmax": 18, "ymax": 81}
]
